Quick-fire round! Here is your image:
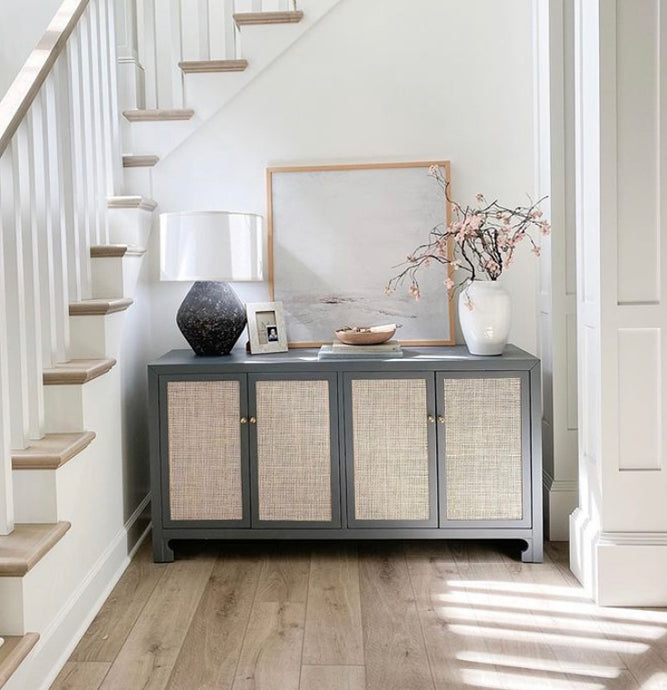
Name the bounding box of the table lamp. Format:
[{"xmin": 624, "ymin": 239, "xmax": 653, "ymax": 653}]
[{"xmin": 160, "ymin": 211, "xmax": 264, "ymax": 355}]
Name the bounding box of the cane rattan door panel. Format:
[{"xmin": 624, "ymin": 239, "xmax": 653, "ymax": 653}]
[
  {"xmin": 438, "ymin": 373, "xmax": 529, "ymax": 526},
  {"xmin": 344, "ymin": 373, "xmax": 438, "ymax": 527},
  {"xmin": 249, "ymin": 374, "xmax": 340, "ymax": 527},
  {"xmin": 164, "ymin": 376, "xmax": 249, "ymax": 526}
]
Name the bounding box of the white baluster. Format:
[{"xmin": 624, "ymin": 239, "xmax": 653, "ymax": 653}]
[
  {"xmin": 29, "ymin": 94, "xmax": 58, "ymax": 370},
  {"xmin": 104, "ymin": 0, "xmax": 123, "ymax": 194},
  {"xmin": 137, "ymin": 0, "xmax": 158, "ymax": 109},
  {"xmin": 251, "ymin": 0, "xmax": 261, "ymax": 11},
  {"xmin": 79, "ymin": 10, "xmax": 104, "ymax": 250},
  {"xmin": 0, "ymin": 151, "xmax": 15, "ymax": 535},
  {"xmin": 182, "ymin": 0, "xmax": 209, "ymax": 61},
  {"xmin": 154, "ymin": 0, "xmax": 184, "ymax": 107},
  {"xmin": 43, "ymin": 70, "xmax": 70, "ymax": 363},
  {"xmin": 67, "ymin": 34, "xmax": 92, "ymax": 300},
  {"xmin": 15, "ymin": 117, "xmax": 45, "ymax": 441},
  {"xmin": 1, "ymin": 144, "xmax": 30, "ymax": 450}
]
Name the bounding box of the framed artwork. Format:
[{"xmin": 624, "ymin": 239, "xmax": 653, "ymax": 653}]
[
  {"xmin": 267, "ymin": 161, "xmax": 454, "ymax": 347},
  {"xmin": 246, "ymin": 301, "xmax": 288, "ymax": 354}
]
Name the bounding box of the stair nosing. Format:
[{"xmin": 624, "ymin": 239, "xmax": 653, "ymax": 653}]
[
  {"xmin": 234, "ymin": 10, "xmax": 304, "ymax": 25},
  {"xmin": 0, "ymin": 633, "xmax": 40, "ymax": 687},
  {"xmin": 42, "ymin": 359, "xmax": 117, "ymax": 386},
  {"xmin": 107, "ymin": 195, "xmax": 157, "ymax": 212},
  {"xmin": 0, "ymin": 523, "xmax": 71, "ymax": 576},
  {"xmin": 69, "ymin": 297, "xmax": 134, "ymax": 316},
  {"xmin": 179, "ymin": 59, "xmax": 248, "ymax": 74},
  {"xmin": 122, "ymin": 154, "xmax": 159, "ymax": 168},
  {"xmin": 11, "ymin": 431, "xmax": 96, "ymax": 470},
  {"xmin": 123, "ymin": 109, "xmax": 195, "ymax": 122},
  {"xmin": 90, "ymin": 244, "xmax": 147, "ymax": 258}
]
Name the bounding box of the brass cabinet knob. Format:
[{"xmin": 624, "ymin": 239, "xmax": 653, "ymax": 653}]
[
  {"xmin": 250, "ymin": 417, "xmax": 257, "ymax": 424},
  {"xmin": 438, "ymin": 416, "xmax": 445, "ymax": 424},
  {"xmin": 240, "ymin": 417, "xmax": 248, "ymax": 424},
  {"xmin": 427, "ymin": 415, "xmax": 435, "ymax": 423}
]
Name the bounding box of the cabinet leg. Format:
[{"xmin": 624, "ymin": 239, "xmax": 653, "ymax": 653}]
[
  {"xmin": 520, "ymin": 538, "xmax": 543, "ymax": 563},
  {"xmin": 153, "ymin": 534, "xmax": 174, "ymax": 563}
]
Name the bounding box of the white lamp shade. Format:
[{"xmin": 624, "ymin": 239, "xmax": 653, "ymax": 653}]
[{"xmin": 160, "ymin": 211, "xmax": 264, "ymax": 281}]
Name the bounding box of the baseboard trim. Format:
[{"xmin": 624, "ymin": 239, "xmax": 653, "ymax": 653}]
[
  {"xmin": 5, "ymin": 495, "xmax": 151, "ymax": 690},
  {"xmin": 542, "ymin": 471, "xmax": 578, "ymax": 541}
]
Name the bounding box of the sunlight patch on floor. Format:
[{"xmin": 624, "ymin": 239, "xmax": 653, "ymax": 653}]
[
  {"xmin": 446, "ymin": 579, "xmax": 590, "ymax": 600},
  {"xmin": 438, "ymin": 604, "xmax": 666, "ymax": 639},
  {"xmin": 455, "ymin": 651, "xmax": 621, "ymax": 679},
  {"xmin": 460, "ymin": 668, "xmax": 607, "ymax": 690},
  {"xmin": 448, "ymin": 623, "xmax": 650, "ymax": 654}
]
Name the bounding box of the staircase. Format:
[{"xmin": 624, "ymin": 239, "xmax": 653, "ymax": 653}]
[{"xmin": 0, "ymin": 0, "xmax": 336, "ymax": 687}]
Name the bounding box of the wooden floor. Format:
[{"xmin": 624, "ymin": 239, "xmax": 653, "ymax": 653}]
[{"xmin": 53, "ymin": 538, "xmax": 667, "ymax": 690}]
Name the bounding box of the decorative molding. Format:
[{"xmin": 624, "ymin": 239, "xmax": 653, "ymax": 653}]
[
  {"xmin": 234, "ymin": 11, "xmax": 304, "ymax": 26},
  {"xmin": 42, "ymin": 359, "xmax": 117, "ymax": 386},
  {"xmin": 0, "ymin": 633, "xmax": 39, "ymax": 687},
  {"xmin": 122, "ymin": 109, "xmax": 194, "ymax": 122},
  {"xmin": 69, "ymin": 298, "xmax": 134, "ymax": 316},
  {"xmin": 178, "ymin": 59, "xmax": 248, "ymax": 74},
  {"xmin": 542, "ymin": 470, "xmax": 577, "ymax": 493},
  {"xmin": 0, "ymin": 522, "xmax": 71, "ymax": 576},
  {"xmin": 107, "ymin": 196, "xmax": 157, "ymax": 212},
  {"xmin": 122, "ymin": 154, "xmax": 159, "ymax": 168},
  {"xmin": 599, "ymin": 531, "xmax": 667, "ymax": 547},
  {"xmin": 11, "ymin": 432, "xmax": 96, "ymax": 470}
]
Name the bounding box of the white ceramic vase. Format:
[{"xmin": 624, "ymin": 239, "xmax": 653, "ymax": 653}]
[{"xmin": 458, "ymin": 280, "xmax": 511, "ymax": 355}]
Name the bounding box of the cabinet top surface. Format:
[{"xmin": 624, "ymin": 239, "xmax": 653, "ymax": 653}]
[{"xmin": 149, "ymin": 344, "xmax": 539, "ymax": 373}]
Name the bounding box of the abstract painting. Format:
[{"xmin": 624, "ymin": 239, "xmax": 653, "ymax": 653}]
[{"xmin": 267, "ymin": 161, "xmax": 454, "ymax": 346}]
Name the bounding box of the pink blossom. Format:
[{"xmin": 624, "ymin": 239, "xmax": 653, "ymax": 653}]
[
  {"xmin": 464, "ymin": 294, "xmax": 474, "ymax": 311},
  {"xmin": 409, "ymin": 284, "xmax": 421, "ymax": 301},
  {"xmin": 445, "ymin": 277, "xmax": 455, "ymax": 291},
  {"xmin": 532, "ymin": 246, "xmax": 541, "ymax": 257},
  {"xmin": 384, "ymin": 286, "xmax": 394, "ymax": 296},
  {"xmin": 428, "ymin": 164, "xmax": 439, "ymax": 176},
  {"xmin": 540, "ymin": 221, "xmax": 551, "ymax": 236}
]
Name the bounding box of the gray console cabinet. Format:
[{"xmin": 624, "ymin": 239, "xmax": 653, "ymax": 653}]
[{"xmin": 149, "ymin": 345, "xmax": 543, "ymax": 563}]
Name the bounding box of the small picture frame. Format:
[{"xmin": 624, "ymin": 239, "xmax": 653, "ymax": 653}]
[{"xmin": 246, "ymin": 301, "xmax": 288, "ymax": 354}]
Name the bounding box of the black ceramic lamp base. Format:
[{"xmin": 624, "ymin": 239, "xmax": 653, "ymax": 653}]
[{"xmin": 176, "ymin": 281, "xmax": 247, "ymax": 356}]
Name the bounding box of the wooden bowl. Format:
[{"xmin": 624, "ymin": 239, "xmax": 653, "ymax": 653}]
[{"xmin": 335, "ymin": 326, "xmax": 396, "ymax": 346}]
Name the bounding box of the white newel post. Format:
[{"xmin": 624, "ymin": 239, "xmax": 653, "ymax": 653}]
[
  {"xmin": 570, "ymin": 0, "xmax": 667, "ymax": 605},
  {"xmin": 534, "ymin": 0, "xmax": 579, "ymax": 541}
]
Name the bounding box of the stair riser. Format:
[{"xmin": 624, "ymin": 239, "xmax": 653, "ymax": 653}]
[
  {"xmin": 43, "ymin": 370, "xmax": 116, "ymax": 434},
  {"xmin": 122, "ymin": 165, "xmax": 153, "ymax": 199},
  {"xmin": 124, "ymin": 117, "xmax": 197, "ymax": 158},
  {"xmin": 91, "ymin": 254, "xmax": 144, "ymax": 299},
  {"xmin": 108, "ymin": 207, "xmax": 155, "ymax": 247},
  {"xmin": 12, "ymin": 470, "xmax": 58, "ymax": 523},
  {"xmin": 69, "ymin": 312, "xmax": 127, "ymax": 360}
]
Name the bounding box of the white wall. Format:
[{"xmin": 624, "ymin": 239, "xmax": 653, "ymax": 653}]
[
  {"xmin": 148, "ymin": 0, "xmax": 538, "ymax": 355},
  {"xmin": 0, "ymin": 0, "xmax": 63, "ymax": 98}
]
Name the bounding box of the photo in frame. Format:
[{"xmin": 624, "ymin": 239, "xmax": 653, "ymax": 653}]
[
  {"xmin": 246, "ymin": 301, "xmax": 288, "ymax": 354},
  {"xmin": 267, "ymin": 161, "xmax": 454, "ymax": 347}
]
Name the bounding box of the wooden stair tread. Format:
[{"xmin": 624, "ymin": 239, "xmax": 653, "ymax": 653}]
[
  {"xmin": 69, "ymin": 297, "xmax": 133, "ymax": 316},
  {"xmin": 0, "ymin": 633, "xmax": 39, "ymax": 686},
  {"xmin": 0, "ymin": 523, "xmax": 70, "ymax": 576},
  {"xmin": 179, "ymin": 59, "xmax": 248, "ymax": 74},
  {"xmin": 123, "ymin": 109, "xmax": 194, "ymax": 122},
  {"xmin": 122, "ymin": 154, "xmax": 159, "ymax": 168},
  {"xmin": 43, "ymin": 359, "xmax": 117, "ymax": 385},
  {"xmin": 234, "ymin": 10, "xmax": 303, "ymax": 25},
  {"xmin": 90, "ymin": 244, "xmax": 147, "ymax": 258},
  {"xmin": 107, "ymin": 196, "xmax": 157, "ymax": 212},
  {"xmin": 12, "ymin": 432, "xmax": 96, "ymax": 470}
]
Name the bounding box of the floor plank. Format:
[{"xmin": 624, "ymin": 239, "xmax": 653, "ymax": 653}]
[
  {"xmin": 254, "ymin": 543, "xmax": 310, "ymax": 604},
  {"xmin": 99, "ymin": 546, "xmax": 216, "ymax": 690},
  {"xmin": 166, "ymin": 549, "xmax": 263, "ymax": 690},
  {"xmin": 302, "ymin": 544, "xmax": 363, "ymax": 665},
  {"xmin": 232, "ymin": 602, "xmax": 305, "ymax": 690},
  {"xmin": 50, "ymin": 661, "xmax": 111, "ymax": 689},
  {"xmin": 359, "ymin": 543, "xmax": 434, "ymax": 690},
  {"xmin": 71, "ymin": 539, "xmax": 166, "ymax": 662},
  {"xmin": 299, "ymin": 664, "xmax": 366, "ymax": 690}
]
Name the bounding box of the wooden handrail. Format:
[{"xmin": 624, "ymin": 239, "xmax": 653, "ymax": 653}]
[{"xmin": 0, "ymin": 0, "xmax": 90, "ymax": 157}]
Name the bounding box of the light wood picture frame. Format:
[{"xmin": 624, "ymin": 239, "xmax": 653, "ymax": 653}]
[
  {"xmin": 267, "ymin": 161, "xmax": 454, "ymax": 348},
  {"xmin": 246, "ymin": 301, "xmax": 288, "ymax": 354}
]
